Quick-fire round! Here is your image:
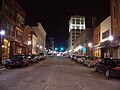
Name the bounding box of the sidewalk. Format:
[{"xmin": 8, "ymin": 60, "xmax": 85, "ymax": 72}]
[{"xmin": 0, "ymin": 64, "xmax": 4, "ymax": 69}]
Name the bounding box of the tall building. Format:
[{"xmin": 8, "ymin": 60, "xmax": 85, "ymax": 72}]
[
  {"xmin": 68, "ymin": 15, "xmax": 86, "ymax": 51},
  {"xmin": 0, "ymin": 0, "xmax": 26, "ymax": 63},
  {"xmin": 110, "ymin": 0, "xmax": 120, "ymax": 58}
]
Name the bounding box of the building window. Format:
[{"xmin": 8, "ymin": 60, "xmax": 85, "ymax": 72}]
[
  {"xmin": 113, "ymin": 6, "xmax": 116, "ymax": 19},
  {"xmin": 72, "ymin": 19, "xmax": 75, "ymax": 24},
  {"xmin": 76, "ymin": 19, "xmax": 80, "ymax": 24},
  {"xmin": 72, "ymin": 36, "xmax": 75, "ymax": 38},
  {"xmin": 81, "ymin": 26, "xmax": 84, "ymax": 29},
  {"xmin": 76, "ymin": 26, "xmax": 80, "ymax": 29},
  {"xmin": 4, "ymin": 4, "xmax": 16, "ymax": 21},
  {"xmin": 16, "ymin": 29, "xmax": 23, "ymax": 41},
  {"xmin": 10, "ymin": 25, "xmax": 15, "ymax": 37},
  {"xmin": 16, "ymin": 15, "xmax": 25, "ymax": 28},
  {"xmin": 81, "ymin": 19, "xmax": 84, "ymax": 24},
  {"xmin": 72, "ymin": 26, "xmax": 75, "ymax": 29},
  {"xmin": 102, "ymin": 30, "xmax": 109, "ymax": 39}
]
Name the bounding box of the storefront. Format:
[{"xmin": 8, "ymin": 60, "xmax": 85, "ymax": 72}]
[{"xmin": 2, "ymin": 39, "xmax": 10, "ymax": 63}]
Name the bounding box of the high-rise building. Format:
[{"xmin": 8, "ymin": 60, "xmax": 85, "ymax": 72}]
[{"xmin": 68, "ymin": 15, "xmax": 86, "ymax": 50}]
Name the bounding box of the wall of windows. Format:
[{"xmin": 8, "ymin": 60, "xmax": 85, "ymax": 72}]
[
  {"xmin": 2, "ymin": 18, "xmax": 15, "ymax": 37},
  {"xmin": 4, "ymin": 4, "xmax": 16, "ymax": 21},
  {"xmin": 16, "ymin": 14, "xmax": 24, "ymax": 28},
  {"xmin": 16, "ymin": 28, "xmax": 23, "ymax": 41}
]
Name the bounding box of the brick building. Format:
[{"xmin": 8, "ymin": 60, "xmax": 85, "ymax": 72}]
[{"xmin": 110, "ymin": 0, "xmax": 120, "ymax": 58}]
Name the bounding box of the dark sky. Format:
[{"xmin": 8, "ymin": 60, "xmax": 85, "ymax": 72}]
[{"xmin": 17, "ymin": 0, "xmax": 110, "ymax": 47}]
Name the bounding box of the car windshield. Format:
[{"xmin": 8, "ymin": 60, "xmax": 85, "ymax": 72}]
[{"xmin": 112, "ymin": 59, "xmax": 120, "ymax": 66}]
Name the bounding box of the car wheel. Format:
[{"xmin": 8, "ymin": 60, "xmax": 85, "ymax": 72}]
[
  {"xmin": 5, "ymin": 66, "xmax": 9, "ymax": 69},
  {"xmin": 95, "ymin": 67, "xmax": 98, "ymax": 72},
  {"xmin": 105, "ymin": 70, "xmax": 111, "ymax": 78},
  {"xmin": 88, "ymin": 63, "xmax": 91, "ymax": 67}
]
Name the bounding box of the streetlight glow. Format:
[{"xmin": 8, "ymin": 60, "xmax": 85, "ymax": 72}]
[
  {"xmin": 88, "ymin": 43, "xmax": 92, "ymax": 47},
  {"xmin": 40, "ymin": 46, "xmax": 42, "ymax": 49},
  {"xmin": 37, "ymin": 45, "xmax": 39, "ymax": 47},
  {"xmin": 28, "ymin": 41, "xmax": 31, "ymax": 45},
  {"xmin": 0, "ymin": 30, "xmax": 5, "ymax": 35},
  {"xmin": 79, "ymin": 45, "xmax": 82, "ymax": 49},
  {"xmin": 109, "ymin": 36, "xmax": 113, "ymax": 41}
]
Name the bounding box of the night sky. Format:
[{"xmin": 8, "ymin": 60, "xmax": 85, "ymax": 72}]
[{"xmin": 17, "ymin": 0, "xmax": 110, "ymax": 47}]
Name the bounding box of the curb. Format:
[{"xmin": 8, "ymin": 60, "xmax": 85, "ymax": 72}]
[{"xmin": 0, "ymin": 65, "xmax": 4, "ymax": 69}]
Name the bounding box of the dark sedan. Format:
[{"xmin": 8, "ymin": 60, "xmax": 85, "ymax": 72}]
[
  {"xmin": 4, "ymin": 55, "xmax": 29, "ymax": 68},
  {"xmin": 95, "ymin": 58, "xmax": 120, "ymax": 78}
]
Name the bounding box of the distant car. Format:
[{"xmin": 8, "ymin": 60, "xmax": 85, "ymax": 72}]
[
  {"xmin": 28, "ymin": 54, "xmax": 38, "ymax": 63},
  {"xmin": 66, "ymin": 54, "xmax": 71, "ymax": 58},
  {"xmin": 71, "ymin": 54, "xmax": 76, "ymax": 60},
  {"xmin": 95, "ymin": 58, "xmax": 120, "ymax": 78},
  {"xmin": 77, "ymin": 56, "xmax": 86, "ymax": 63},
  {"xmin": 48, "ymin": 53, "xmax": 53, "ymax": 57},
  {"xmin": 4, "ymin": 55, "xmax": 29, "ymax": 68},
  {"xmin": 83, "ymin": 56, "xmax": 99, "ymax": 67}
]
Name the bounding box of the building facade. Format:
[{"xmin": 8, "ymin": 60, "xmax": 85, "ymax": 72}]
[
  {"xmin": 68, "ymin": 15, "xmax": 86, "ymax": 51},
  {"xmin": 93, "ymin": 25, "xmax": 101, "ymax": 58},
  {"xmin": 32, "ymin": 23, "xmax": 47, "ymax": 53},
  {"xmin": 110, "ymin": 0, "xmax": 120, "ymax": 58},
  {"xmin": 0, "ymin": 0, "xmax": 27, "ymax": 63},
  {"xmin": 74, "ymin": 29, "xmax": 93, "ymax": 56}
]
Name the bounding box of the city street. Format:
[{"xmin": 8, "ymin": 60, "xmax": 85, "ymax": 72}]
[{"xmin": 0, "ymin": 56, "xmax": 120, "ymax": 90}]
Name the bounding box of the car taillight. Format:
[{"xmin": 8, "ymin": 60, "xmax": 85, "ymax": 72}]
[{"xmin": 113, "ymin": 67, "xmax": 120, "ymax": 70}]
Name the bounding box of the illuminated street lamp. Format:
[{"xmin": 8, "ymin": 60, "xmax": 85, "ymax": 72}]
[
  {"xmin": 88, "ymin": 43, "xmax": 92, "ymax": 47},
  {"xmin": 79, "ymin": 45, "xmax": 82, "ymax": 49},
  {"xmin": 88, "ymin": 42, "xmax": 93, "ymax": 56},
  {"xmin": 0, "ymin": 30, "xmax": 5, "ymax": 36},
  {"xmin": 108, "ymin": 36, "xmax": 113, "ymax": 57},
  {"xmin": 37, "ymin": 45, "xmax": 39, "ymax": 47},
  {"xmin": 27, "ymin": 41, "xmax": 31, "ymax": 45},
  {"xmin": 109, "ymin": 36, "xmax": 113, "ymax": 41},
  {"xmin": 40, "ymin": 46, "xmax": 42, "ymax": 49}
]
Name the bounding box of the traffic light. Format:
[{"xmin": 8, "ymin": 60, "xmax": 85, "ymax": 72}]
[
  {"xmin": 60, "ymin": 47, "xmax": 64, "ymax": 51},
  {"xmin": 55, "ymin": 48, "xmax": 58, "ymax": 51}
]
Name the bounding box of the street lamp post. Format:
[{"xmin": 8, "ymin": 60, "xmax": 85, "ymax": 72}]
[
  {"xmin": 0, "ymin": 30, "xmax": 5, "ymax": 64},
  {"xmin": 108, "ymin": 36, "xmax": 113, "ymax": 57},
  {"xmin": 88, "ymin": 42, "xmax": 93, "ymax": 56}
]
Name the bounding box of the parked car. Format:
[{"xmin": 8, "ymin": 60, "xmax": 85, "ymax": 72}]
[
  {"xmin": 4, "ymin": 55, "xmax": 29, "ymax": 68},
  {"xmin": 77, "ymin": 56, "xmax": 86, "ymax": 64},
  {"xmin": 83, "ymin": 56, "xmax": 98, "ymax": 67},
  {"xmin": 37, "ymin": 53, "xmax": 45, "ymax": 61},
  {"xmin": 71, "ymin": 54, "xmax": 76, "ymax": 60},
  {"xmin": 95, "ymin": 58, "xmax": 120, "ymax": 78},
  {"xmin": 28, "ymin": 54, "xmax": 38, "ymax": 63},
  {"xmin": 65, "ymin": 54, "xmax": 71, "ymax": 58}
]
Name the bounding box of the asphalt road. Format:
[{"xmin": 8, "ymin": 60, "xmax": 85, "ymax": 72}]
[{"xmin": 0, "ymin": 56, "xmax": 120, "ymax": 90}]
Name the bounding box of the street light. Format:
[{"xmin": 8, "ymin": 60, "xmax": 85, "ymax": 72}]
[
  {"xmin": 88, "ymin": 43, "xmax": 92, "ymax": 47},
  {"xmin": 0, "ymin": 30, "xmax": 5, "ymax": 64},
  {"xmin": 0, "ymin": 30, "xmax": 5, "ymax": 36},
  {"xmin": 109, "ymin": 36, "xmax": 113, "ymax": 41},
  {"xmin": 88, "ymin": 42, "xmax": 93, "ymax": 56},
  {"xmin": 27, "ymin": 41, "xmax": 31, "ymax": 45},
  {"xmin": 108, "ymin": 36, "xmax": 113, "ymax": 57},
  {"xmin": 40, "ymin": 46, "xmax": 42, "ymax": 49}
]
